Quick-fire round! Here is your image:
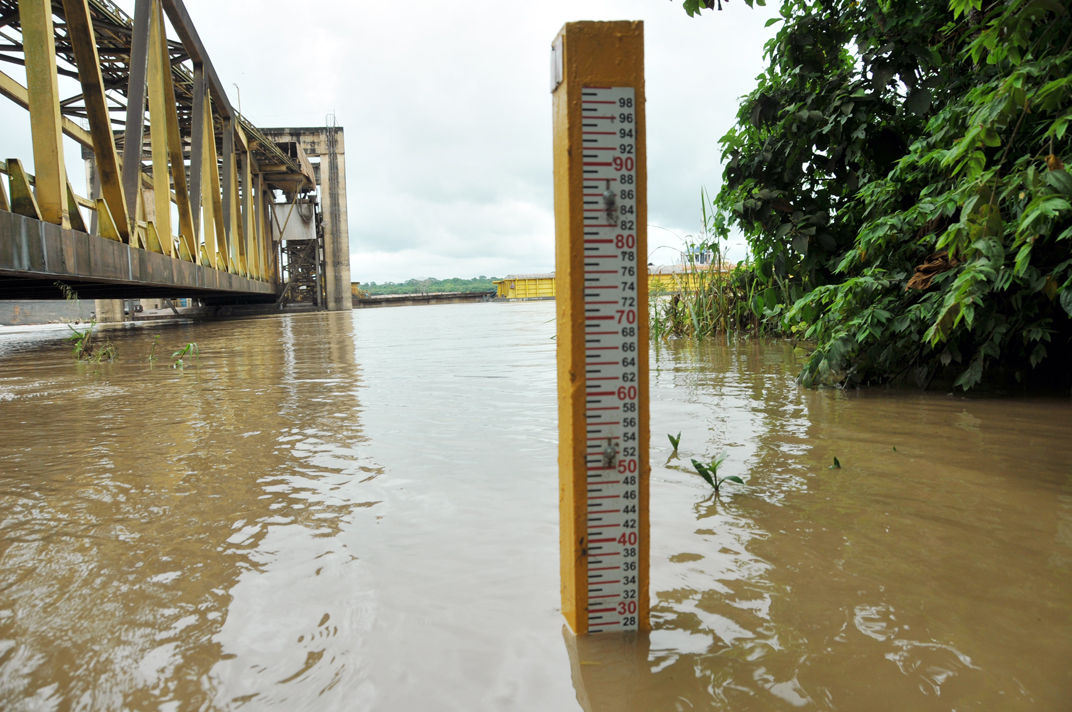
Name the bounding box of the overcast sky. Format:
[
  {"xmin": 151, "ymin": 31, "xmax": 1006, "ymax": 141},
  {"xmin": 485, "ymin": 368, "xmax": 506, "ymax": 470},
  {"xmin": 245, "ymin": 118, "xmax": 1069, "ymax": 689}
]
[{"xmin": 2, "ymin": 0, "xmax": 780, "ymax": 283}]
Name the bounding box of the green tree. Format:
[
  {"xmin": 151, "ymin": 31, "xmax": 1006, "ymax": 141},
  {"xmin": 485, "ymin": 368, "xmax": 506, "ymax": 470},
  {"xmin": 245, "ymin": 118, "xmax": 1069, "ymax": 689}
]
[
  {"xmin": 361, "ymin": 276, "xmax": 500, "ymax": 295},
  {"xmin": 683, "ymin": 0, "xmax": 1072, "ymax": 389}
]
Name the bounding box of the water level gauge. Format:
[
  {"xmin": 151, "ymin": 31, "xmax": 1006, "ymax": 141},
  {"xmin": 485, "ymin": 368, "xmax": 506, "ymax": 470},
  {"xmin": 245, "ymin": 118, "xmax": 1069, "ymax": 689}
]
[{"xmin": 551, "ymin": 21, "xmax": 649, "ymax": 635}]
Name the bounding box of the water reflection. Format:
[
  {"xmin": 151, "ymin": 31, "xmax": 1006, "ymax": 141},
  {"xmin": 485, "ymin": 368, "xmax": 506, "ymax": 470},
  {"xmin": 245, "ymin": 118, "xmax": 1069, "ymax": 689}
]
[
  {"xmin": 572, "ymin": 337, "xmax": 1072, "ymax": 711},
  {"xmin": 0, "ymin": 312, "xmax": 379, "ymax": 709},
  {"xmin": 564, "ymin": 628, "xmax": 653, "ymax": 712}
]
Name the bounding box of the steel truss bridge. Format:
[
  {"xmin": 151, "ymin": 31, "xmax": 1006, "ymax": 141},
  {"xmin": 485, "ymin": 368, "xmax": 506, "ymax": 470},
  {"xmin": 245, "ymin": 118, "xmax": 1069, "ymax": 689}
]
[{"xmin": 0, "ymin": 0, "xmax": 342, "ymax": 305}]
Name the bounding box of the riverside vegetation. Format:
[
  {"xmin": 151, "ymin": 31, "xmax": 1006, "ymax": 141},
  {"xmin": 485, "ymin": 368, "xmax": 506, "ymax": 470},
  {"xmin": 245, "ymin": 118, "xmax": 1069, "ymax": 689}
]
[
  {"xmin": 55, "ymin": 282, "xmax": 200, "ymax": 369},
  {"xmin": 650, "ymin": 193, "xmax": 779, "ymax": 340},
  {"xmin": 361, "ymin": 276, "xmax": 499, "ymax": 296},
  {"xmin": 56, "ymin": 282, "xmax": 116, "ymax": 363},
  {"xmin": 672, "ymin": 0, "xmax": 1072, "ymax": 391}
]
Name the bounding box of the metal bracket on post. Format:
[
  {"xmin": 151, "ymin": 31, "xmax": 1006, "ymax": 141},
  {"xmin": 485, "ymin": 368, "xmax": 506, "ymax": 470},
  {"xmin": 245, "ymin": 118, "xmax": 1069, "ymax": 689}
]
[{"xmin": 550, "ymin": 35, "xmax": 563, "ymax": 93}]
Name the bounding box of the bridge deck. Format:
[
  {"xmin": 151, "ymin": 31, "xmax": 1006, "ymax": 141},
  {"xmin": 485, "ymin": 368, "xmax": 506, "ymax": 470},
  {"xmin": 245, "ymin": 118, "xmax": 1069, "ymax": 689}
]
[{"xmin": 0, "ymin": 210, "xmax": 277, "ymax": 302}]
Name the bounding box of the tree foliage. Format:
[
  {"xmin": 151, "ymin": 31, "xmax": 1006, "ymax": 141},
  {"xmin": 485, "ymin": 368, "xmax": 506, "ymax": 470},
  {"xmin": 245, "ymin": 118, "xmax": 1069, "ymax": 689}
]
[
  {"xmin": 362, "ymin": 276, "xmax": 499, "ymax": 296},
  {"xmin": 682, "ymin": 0, "xmax": 767, "ymax": 16},
  {"xmin": 685, "ymin": 0, "xmax": 1072, "ymax": 389}
]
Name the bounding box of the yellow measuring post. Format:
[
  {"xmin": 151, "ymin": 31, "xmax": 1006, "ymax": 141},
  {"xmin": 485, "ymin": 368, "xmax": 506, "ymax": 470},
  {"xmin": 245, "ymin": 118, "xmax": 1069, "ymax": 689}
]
[{"xmin": 553, "ymin": 21, "xmax": 649, "ymax": 635}]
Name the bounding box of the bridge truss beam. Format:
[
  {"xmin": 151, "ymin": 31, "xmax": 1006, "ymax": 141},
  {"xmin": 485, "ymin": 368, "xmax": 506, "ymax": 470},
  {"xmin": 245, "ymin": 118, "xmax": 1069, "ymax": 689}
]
[{"xmin": 0, "ymin": 0, "xmax": 321, "ymax": 302}]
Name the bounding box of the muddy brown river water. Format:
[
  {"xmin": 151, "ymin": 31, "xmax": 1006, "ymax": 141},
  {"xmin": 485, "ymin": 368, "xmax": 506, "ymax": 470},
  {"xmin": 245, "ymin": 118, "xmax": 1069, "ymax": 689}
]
[{"xmin": 0, "ymin": 302, "xmax": 1069, "ymax": 711}]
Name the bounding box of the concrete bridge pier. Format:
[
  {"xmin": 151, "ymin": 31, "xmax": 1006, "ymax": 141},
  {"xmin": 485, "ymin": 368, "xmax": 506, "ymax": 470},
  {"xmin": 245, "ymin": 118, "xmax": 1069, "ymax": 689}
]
[
  {"xmin": 261, "ymin": 127, "xmax": 351, "ymax": 312},
  {"xmin": 94, "ymin": 299, "xmax": 126, "ymax": 323}
]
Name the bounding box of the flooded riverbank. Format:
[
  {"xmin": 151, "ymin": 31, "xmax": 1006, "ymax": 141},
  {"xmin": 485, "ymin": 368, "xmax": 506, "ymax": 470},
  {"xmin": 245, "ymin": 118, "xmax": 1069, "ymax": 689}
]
[{"xmin": 0, "ymin": 303, "xmax": 1069, "ymax": 710}]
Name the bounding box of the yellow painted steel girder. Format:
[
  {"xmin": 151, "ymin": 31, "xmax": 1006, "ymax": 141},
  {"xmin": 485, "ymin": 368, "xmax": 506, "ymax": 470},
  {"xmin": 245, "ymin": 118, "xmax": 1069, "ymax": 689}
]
[
  {"xmin": 60, "ymin": 0, "xmax": 131, "ymax": 242},
  {"xmin": 146, "ymin": 0, "xmax": 174, "ymax": 257},
  {"xmin": 0, "ymin": 0, "xmax": 322, "ymax": 293},
  {"xmin": 18, "ymin": 0, "xmax": 69, "ymax": 228}
]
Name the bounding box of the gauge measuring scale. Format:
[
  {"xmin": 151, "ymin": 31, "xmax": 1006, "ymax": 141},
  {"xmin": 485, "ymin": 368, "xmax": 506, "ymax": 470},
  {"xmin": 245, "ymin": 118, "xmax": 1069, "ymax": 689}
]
[
  {"xmin": 579, "ymin": 85, "xmax": 643, "ymax": 632},
  {"xmin": 552, "ymin": 20, "xmax": 648, "ymax": 636}
]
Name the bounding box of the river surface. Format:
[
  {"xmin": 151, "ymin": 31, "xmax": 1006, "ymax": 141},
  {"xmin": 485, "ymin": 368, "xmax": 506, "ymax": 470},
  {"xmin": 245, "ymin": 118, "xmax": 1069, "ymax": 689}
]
[{"xmin": 0, "ymin": 302, "xmax": 1069, "ymax": 711}]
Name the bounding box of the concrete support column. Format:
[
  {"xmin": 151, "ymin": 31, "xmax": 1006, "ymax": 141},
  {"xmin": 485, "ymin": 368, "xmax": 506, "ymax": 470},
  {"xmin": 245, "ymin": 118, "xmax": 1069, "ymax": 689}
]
[
  {"xmin": 257, "ymin": 126, "xmax": 352, "ymax": 310},
  {"xmin": 320, "ymin": 127, "xmax": 351, "ymax": 311},
  {"xmin": 94, "ymin": 299, "xmax": 126, "ymax": 323}
]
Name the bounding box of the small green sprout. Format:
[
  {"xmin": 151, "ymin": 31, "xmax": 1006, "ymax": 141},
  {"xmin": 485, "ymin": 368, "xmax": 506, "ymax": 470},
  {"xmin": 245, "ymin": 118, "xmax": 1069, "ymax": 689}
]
[
  {"xmin": 668, "ymin": 432, "xmax": 681, "ymax": 451},
  {"xmin": 690, "ymin": 454, "xmax": 743, "ymax": 494},
  {"xmin": 830, "ymin": 456, "xmax": 841, "ymax": 469},
  {"xmin": 171, "ymin": 342, "xmax": 199, "ymax": 369}
]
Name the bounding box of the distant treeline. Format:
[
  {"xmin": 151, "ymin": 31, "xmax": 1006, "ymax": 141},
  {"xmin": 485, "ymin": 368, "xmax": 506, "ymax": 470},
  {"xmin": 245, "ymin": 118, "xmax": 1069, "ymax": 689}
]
[{"xmin": 360, "ymin": 276, "xmax": 500, "ymax": 295}]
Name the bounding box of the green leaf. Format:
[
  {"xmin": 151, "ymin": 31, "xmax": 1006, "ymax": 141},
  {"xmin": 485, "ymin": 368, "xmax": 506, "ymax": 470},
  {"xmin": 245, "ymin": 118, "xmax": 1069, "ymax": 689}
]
[
  {"xmin": 710, "ymin": 452, "xmax": 728, "ymax": 473},
  {"xmin": 764, "ymin": 17, "xmax": 783, "ymax": 27},
  {"xmin": 1061, "ymin": 289, "xmax": 1072, "ymax": 317},
  {"xmin": 721, "ymin": 475, "xmax": 745, "ymax": 485},
  {"xmin": 1020, "ymin": 0, "xmax": 1068, "ymax": 19},
  {"xmin": 872, "ymin": 63, "xmax": 896, "ymax": 89},
  {"xmin": 905, "ymin": 88, "xmax": 932, "ymax": 116},
  {"xmin": 668, "ymin": 432, "xmax": 681, "ymax": 450},
  {"xmin": 954, "ymin": 353, "xmax": 985, "ymax": 390},
  {"xmin": 831, "ymin": 456, "xmax": 841, "ymax": 469},
  {"xmin": 750, "ymin": 292, "xmax": 764, "ymax": 318},
  {"xmin": 763, "ymin": 287, "xmax": 778, "ymax": 311},
  {"xmin": 690, "ymin": 458, "xmax": 715, "ymax": 488},
  {"xmin": 1030, "ymin": 343, "xmax": 1047, "ymax": 368},
  {"xmin": 1046, "ymin": 170, "xmax": 1072, "ymax": 197}
]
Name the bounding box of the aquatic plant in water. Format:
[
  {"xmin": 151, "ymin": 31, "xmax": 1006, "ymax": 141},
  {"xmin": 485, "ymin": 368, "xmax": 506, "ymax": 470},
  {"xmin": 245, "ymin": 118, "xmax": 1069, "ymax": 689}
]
[
  {"xmin": 56, "ymin": 281, "xmax": 116, "ymax": 363},
  {"xmin": 171, "ymin": 343, "xmax": 199, "ymax": 369},
  {"xmin": 64, "ymin": 321, "xmax": 116, "ymax": 362},
  {"xmin": 690, "ymin": 453, "xmax": 743, "ymax": 494}
]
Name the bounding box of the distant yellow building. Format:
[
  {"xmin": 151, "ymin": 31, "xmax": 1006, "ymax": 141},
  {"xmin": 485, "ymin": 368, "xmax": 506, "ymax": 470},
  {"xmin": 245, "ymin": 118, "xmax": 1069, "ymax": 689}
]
[
  {"xmin": 493, "ymin": 264, "xmax": 734, "ymax": 300},
  {"xmin": 493, "ymin": 273, "xmax": 556, "ymax": 299}
]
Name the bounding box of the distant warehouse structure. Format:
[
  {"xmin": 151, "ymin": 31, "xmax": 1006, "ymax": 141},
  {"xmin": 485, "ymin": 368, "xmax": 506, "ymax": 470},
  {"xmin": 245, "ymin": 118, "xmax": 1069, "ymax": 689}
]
[
  {"xmin": 493, "ymin": 263, "xmax": 733, "ymax": 300},
  {"xmin": 494, "ymin": 273, "xmax": 556, "ymax": 299}
]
